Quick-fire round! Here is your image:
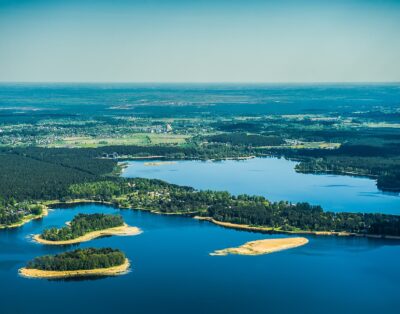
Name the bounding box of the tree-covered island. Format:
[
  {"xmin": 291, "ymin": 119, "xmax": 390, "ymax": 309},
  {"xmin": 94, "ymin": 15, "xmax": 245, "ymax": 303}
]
[
  {"xmin": 19, "ymin": 248, "xmax": 129, "ymax": 278},
  {"xmin": 35, "ymin": 213, "xmax": 141, "ymax": 245}
]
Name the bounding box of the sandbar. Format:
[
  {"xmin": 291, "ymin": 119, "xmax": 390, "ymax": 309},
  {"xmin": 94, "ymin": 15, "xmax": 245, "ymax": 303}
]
[
  {"xmin": 143, "ymin": 161, "xmax": 177, "ymax": 166},
  {"xmin": 210, "ymin": 237, "xmax": 309, "ymax": 256}
]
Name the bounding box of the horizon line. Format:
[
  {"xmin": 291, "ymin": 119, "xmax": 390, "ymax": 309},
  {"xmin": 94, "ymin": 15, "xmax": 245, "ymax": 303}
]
[{"xmin": 0, "ymin": 81, "xmax": 399, "ymax": 85}]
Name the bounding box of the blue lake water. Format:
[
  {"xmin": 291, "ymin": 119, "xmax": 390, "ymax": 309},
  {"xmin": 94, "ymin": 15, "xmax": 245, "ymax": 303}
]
[
  {"xmin": 121, "ymin": 157, "xmax": 400, "ymax": 215},
  {"xmin": 0, "ymin": 204, "xmax": 400, "ymax": 314}
]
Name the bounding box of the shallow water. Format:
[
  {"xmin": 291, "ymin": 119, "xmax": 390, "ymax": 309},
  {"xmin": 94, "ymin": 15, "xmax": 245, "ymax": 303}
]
[
  {"xmin": 122, "ymin": 157, "xmax": 400, "ymax": 214},
  {"xmin": 0, "ymin": 204, "xmax": 399, "ymax": 314}
]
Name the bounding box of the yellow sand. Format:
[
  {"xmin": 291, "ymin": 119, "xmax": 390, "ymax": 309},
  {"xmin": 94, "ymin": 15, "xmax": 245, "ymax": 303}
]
[
  {"xmin": 19, "ymin": 259, "xmax": 130, "ymax": 279},
  {"xmin": 210, "ymin": 237, "xmax": 309, "ymax": 256},
  {"xmin": 143, "ymin": 161, "xmax": 177, "ymax": 166},
  {"xmin": 33, "ymin": 224, "xmax": 142, "ymax": 245}
]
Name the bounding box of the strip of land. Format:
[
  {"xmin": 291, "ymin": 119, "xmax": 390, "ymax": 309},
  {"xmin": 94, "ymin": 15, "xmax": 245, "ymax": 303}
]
[
  {"xmin": 210, "ymin": 237, "xmax": 309, "ymax": 256},
  {"xmin": 19, "ymin": 258, "xmax": 130, "ymax": 279},
  {"xmin": 143, "ymin": 161, "xmax": 177, "ymax": 166},
  {"xmin": 33, "ymin": 223, "xmax": 141, "ymax": 245},
  {"xmin": 195, "ymin": 216, "xmax": 352, "ymax": 236},
  {"xmin": 0, "ymin": 207, "xmax": 48, "ymax": 230}
]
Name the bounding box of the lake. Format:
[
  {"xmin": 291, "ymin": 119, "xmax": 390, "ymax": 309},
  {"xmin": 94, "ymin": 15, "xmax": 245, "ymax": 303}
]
[
  {"xmin": 121, "ymin": 157, "xmax": 400, "ymax": 215},
  {"xmin": 0, "ymin": 203, "xmax": 399, "ymax": 314}
]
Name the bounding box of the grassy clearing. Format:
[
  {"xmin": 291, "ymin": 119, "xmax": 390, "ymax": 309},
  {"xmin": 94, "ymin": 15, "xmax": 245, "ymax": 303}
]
[{"xmin": 46, "ymin": 133, "xmax": 190, "ymax": 148}]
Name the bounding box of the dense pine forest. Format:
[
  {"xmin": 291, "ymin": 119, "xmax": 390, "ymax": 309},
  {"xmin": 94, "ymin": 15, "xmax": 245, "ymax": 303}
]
[
  {"xmin": 26, "ymin": 248, "xmax": 126, "ymax": 271},
  {"xmin": 40, "ymin": 213, "xmax": 124, "ymax": 241},
  {"xmin": 1, "ymin": 142, "xmax": 400, "ymax": 235}
]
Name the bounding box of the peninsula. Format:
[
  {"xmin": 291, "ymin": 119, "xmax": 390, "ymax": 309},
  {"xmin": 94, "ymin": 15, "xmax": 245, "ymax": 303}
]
[
  {"xmin": 19, "ymin": 248, "xmax": 129, "ymax": 279},
  {"xmin": 34, "ymin": 213, "xmax": 141, "ymax": 245},
  {"xmin": 210, "ymin": 237, "xmax": 309, "ymax": 256}
]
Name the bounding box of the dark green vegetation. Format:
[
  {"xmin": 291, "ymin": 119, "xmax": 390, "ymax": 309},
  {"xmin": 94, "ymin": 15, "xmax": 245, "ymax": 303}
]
[
  {"xmin": 0, "ymin": 147, "xmax": 115, "ymax": 200},
  {"xmin": 67, "ymin": 178, "xmax": 400, "ymax": 237},
  {"xmin": 41, "ymin": 213, "xmax": 124, "ymax": 241},
  {"xmin": 1, "ymin": 84, "xmax": 400, "ymax": 230},
  {"xmin": 26, "ymin": 248, "xmax": 126, "ymax": 271},
  {"xmin": 0, "ymin": 198, "xmax": 42, "ymax": 225},
  {"xmin": 276, "ymin": 144, "xmax": 400, "ymax": 192}
]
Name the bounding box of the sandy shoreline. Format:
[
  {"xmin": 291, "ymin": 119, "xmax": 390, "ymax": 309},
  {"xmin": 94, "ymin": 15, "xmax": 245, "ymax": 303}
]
[
  {"xmin": 195, "ymin": 216, "xmax": 351, "ymax": 236},
  {"xmin": 143, "ymin": 161, "xmax": 177, "ymax": 166},
  {"xmin": 195, "ymin": 216, "xmax": 400, "ymax": 239},
  {"xmin": 211, "ymin": 237, "xmax": 309, "ymax": 256},
  {"xmin": 33, "ymin": 223, "xmax": 142, "ymax": 245},
  {"xmin": 19, "ymin": 259, "xmax": 130, "ymax": 279},
  {"xmin": 0, "ymin": 207, "xmax": 48, "ymax": 230}
]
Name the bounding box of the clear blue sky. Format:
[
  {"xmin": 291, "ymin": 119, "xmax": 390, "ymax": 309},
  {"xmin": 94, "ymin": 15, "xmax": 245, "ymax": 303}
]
[{"xmin": 0, "ymin": 0, "xmax": 399, "ymax": 82}]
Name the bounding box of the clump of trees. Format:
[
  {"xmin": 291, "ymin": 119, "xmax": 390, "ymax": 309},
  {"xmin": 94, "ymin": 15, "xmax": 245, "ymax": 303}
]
[
  {"xmin": 41, "ymin": 213, "xmax": 124, "ymax": 241},
  {"xmin": 0, "ymin": 197, "xmax": 42, "ymax": 226},
  {"xmin": 26, "ymin": 248, "xmax": 126, "ymax": 271}
]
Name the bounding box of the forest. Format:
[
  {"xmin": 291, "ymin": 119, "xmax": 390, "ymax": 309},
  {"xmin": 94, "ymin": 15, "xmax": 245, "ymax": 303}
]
[
  {"xmin": 40, "ymin": 213, "xmax": 124, "ymax": 241},
  {"xmin": 26, "ymin": 248, "xmax": 126, "ymax": 271},
  {"xmin": 66, "ymin": 178, "xmax": 400, "ymax": 237}
]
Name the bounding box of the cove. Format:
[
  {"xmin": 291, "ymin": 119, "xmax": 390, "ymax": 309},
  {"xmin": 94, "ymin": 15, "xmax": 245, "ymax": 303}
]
[{"xmin": 121, "ymin": 157, "xmax": 400, "ymax": 214}]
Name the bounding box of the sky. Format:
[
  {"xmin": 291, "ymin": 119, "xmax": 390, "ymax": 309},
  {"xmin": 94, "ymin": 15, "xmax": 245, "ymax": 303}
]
[{"xmin": 0, "ymin": 0, "xmax": 400, "ymax": 83}]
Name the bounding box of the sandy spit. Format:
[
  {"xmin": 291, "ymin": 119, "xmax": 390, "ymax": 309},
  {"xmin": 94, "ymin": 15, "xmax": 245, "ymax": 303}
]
[
  {"xmin": 33, "ymin": 224, "xmax": 142, "ymax": 245},
  {"xmin": 210, "ymin": 237, "xmax": 309, "ymax": 256}
]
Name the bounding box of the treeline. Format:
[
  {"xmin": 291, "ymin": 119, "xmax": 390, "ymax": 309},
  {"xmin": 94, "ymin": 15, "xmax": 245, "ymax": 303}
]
[
  {"xmin": 66, "ymin": 178, "xmax": 400, "ymax": 237},
  {"xmin": 0, "ymin": 198, "xmax": 42, "ymax": 225},
  {"xmin": 26, "ymin": 248, "xmax": 126, "ymax": 271},
  {"xmin": 0, "ymin": 145, "xmax": 254, "ymax": 203},
  {"xmin": 0, "ymin": 147, "xmax": 117, "ymax": 201},
  {"xmin": 99, "ymin": 144, "xmax": 252, "ymax": 160},
  {"xmin": 206, "ymin": 133, "xmax": 284, "ymax": 147},
  {"xmin": 294, "ymin": 156, "xmax": 400, "ymax": 192},
  {"xmin": 41, "ymin": 213, "xmax": 124, "ymax": 241}
]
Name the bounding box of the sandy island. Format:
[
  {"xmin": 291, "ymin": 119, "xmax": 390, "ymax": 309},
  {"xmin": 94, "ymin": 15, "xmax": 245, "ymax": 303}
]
[
  {"xmin": 33, "ymin": 223, "xmax": 142, "ymax": 245},
  {"xmin": 19, "ymin": 258, "xmax": 130, "ymax": 279},
  {"xmin": 211, "ymin": 237, "xmax": 309, "ymax": 256},
  {"xmin": 143, "ymin": 161, "xmax": 177, "ymax": 166}
]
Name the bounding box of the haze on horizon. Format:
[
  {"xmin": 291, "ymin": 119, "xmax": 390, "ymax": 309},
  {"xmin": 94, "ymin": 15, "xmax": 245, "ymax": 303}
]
[{"xmin": 0, "ymin": 0, "xmax": 400, "ymax": 83}]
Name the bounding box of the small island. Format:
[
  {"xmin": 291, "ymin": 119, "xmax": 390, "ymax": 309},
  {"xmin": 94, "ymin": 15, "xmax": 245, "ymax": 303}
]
[
  {"xmin": 33, "ymin": 213, "xmax": 141, "ymax": 245},
  {"xmin": 210, "ymin": 237, "xmax": 309, "ymax": 256},
  {"xmin": 19, "ymin": 248, "xmax": 129, "ymax": 279}
]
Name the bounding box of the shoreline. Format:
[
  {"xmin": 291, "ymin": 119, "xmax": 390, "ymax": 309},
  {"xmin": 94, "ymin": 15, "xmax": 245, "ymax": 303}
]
[
  {"xmin": 211, "ymin": 237, "xmax": 309, "ymax": 256},
  {"xmin": 19, "ymin": 258, "xmax": 130, "ymax": 279},
  {"xmin": 194, "ymin": 216, "xmax": 400, "ymax": 240},
  {"xmin": 33, "ymin": 223, "xmax": 142, "ymax": 245},
  {"xmin": 143, "ymin": 161, "xmax": 177, "ymax": 166},
  {"xmin": 0, "ymin": 206, "xmax": 48, "ymax": 230},
  {"xmin": 4, "ymin": 199, "xmax": 399, "ymax": 241}
]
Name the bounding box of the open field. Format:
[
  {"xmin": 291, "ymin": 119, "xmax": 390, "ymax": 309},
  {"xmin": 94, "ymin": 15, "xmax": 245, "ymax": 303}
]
[{"xmin": 46, "ymin": 133, "xmax": 190, "ymax": 148}]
